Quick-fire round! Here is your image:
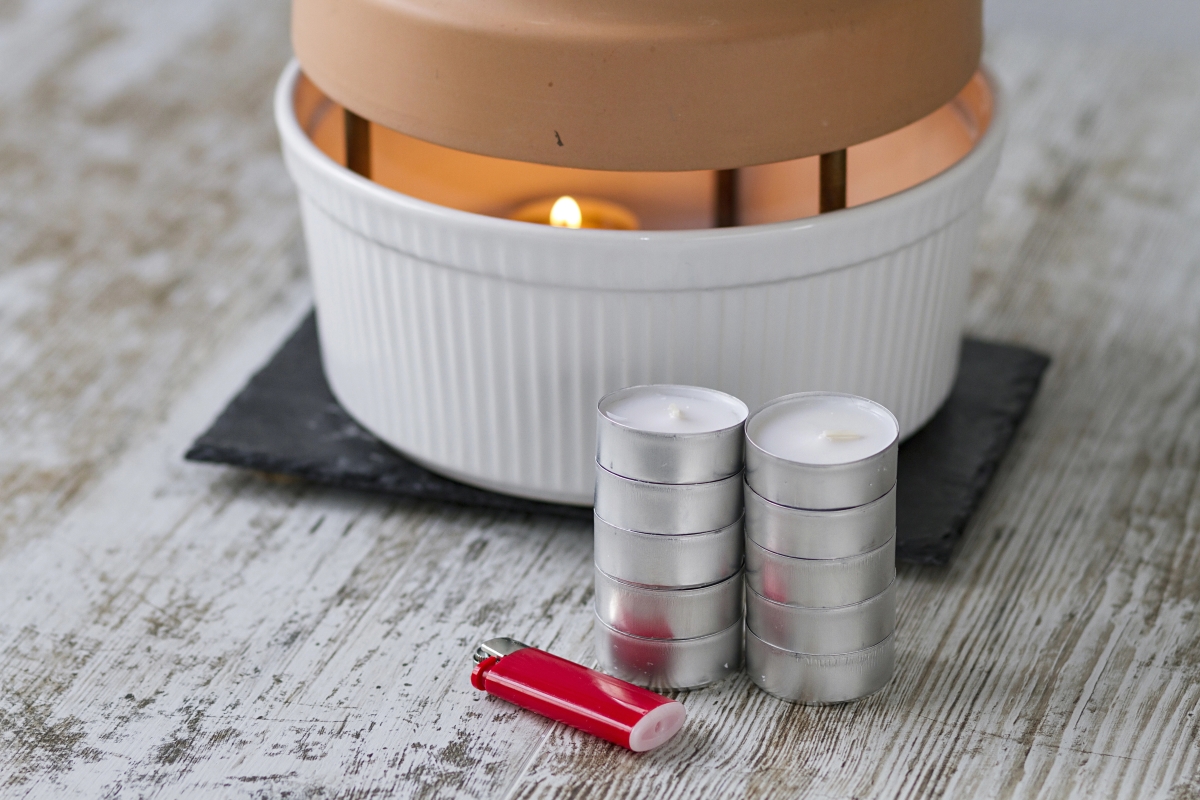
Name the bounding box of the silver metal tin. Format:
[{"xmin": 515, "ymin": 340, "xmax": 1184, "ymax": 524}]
[
  {"xmin": 745, "ymin": 481, "xmax": 895, "ymax": 560},
  {"xmin": 594, "ymin": 463, "xmax": 743, "ymax": 535},
  {"xmin": 596, "ymin": 385, "xmax": 748, "ymax": 484},
  {"xmin": 745, "ymin": 534, "xmax": 895, "ymax": 608},
  {"xmin": 745, "ymin": 392, "xmax": 899, "ymax": 510},
  {"xmin": 594, "ymin": 565, "xmax": 743, "ymax": 640},
  {"xmin": 594, "ymin": 513, "xmax": 744, "ymax": 589},
  {"xmin": 745, "ymin": 579, "xmax": 896, "ymax": 654},
  {"xmin": 594, "ymin": 612, "xmax": 742, "ymax": 689},
  {"xmin": 746, "ymin": 627, "xmax": 895, "ymax": 705}
]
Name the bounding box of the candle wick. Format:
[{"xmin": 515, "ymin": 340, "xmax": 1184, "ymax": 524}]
[
  {"xmin": 821, "ymin": 429, "xmax": 863, "ymax": 442},
  {"xmin": 667, "ymin": 403, "xmax": 684, "ymax": 420}
]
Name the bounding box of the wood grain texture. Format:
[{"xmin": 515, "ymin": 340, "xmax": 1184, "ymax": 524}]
[{"xmin": 1, "ymin": 1, "xmax": 1199, "ymax": 797}]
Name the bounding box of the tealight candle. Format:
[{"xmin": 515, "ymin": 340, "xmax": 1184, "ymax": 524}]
[
  {"xmin": 509, "ymin": 195, "xmax": 639, "ymax": 230},
  {"xmin": 751, "ymin": 394, "xmax": 897, "ymax": 465},
  {"xmin": 745, "ymin": 392, "xmax": 899, "ymax": 510},
  {"xmin": 596, "ymin": 385, "xmax": 748, "ymax": 485},
  {"xmin": 603, "ymin": 386, "xmax": 746, "ymax": 435}
]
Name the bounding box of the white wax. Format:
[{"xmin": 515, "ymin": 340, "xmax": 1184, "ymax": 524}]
[
  {"xmin": 601, "ymin": 385, "xmax": 747, "ymax": 435},
  {"xmin": 750, "ymin": 394, "xmax": 897, "ymax": 465}
]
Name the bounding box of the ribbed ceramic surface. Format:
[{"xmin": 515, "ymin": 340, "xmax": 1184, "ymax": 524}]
[{"xmin": 278, "ymin": 62, "xmax": 1005, "ymax": 504}]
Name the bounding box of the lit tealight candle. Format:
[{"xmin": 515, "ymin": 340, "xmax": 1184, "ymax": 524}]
[
  {"xmin": 745, "ymin": 392, "xmax": 899, "ymax": 510},
  {"xmin": 510, "ymin": 195, "xmax": 640, "ymax": 230},
  {"xmin": 597, "ymin": 385, "xmax": 748, "ymax": 485}
]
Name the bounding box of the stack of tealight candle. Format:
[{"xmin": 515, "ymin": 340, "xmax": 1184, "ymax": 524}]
[
  {"xmin": 742, "ymin": 392, "xmax": 900, "ymax": 704},
  {"xmin": 592, "ymin": 385, "xmax": 749, "ymax": 689}
]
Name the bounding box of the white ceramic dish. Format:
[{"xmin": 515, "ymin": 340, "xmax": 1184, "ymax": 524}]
[{"xmin": 276, "ymin": 61, "xmax": 1005, "ymax": 504}]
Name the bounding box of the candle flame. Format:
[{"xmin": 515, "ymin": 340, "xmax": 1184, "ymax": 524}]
[
  {"xmin": 821, "ymin": 430, "xmax": 864, "ymax": 443},
  {"xmin": 549, "ymin": 195, "xmax": 583, "ymax": 229},
  {"xmin": 667, "ymin": 403, "xmax": 684, "ymax": 420}
]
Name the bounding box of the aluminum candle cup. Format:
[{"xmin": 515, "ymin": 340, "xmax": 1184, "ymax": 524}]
[
  {"xmin": 594, "ymin": 614, "xmax": 742, "ymax": 690},
  {"xmin": 596, "ymin": 385, "xmax": 748, "ymax": 485},
  {"xmin": 593, "ymin": 514, "xmax": 744, "ymax": 589},
  {"xmin": 745, "ymin": 535, "xmax": 895, "ymax": 607},
  {"xmin": 593, "ymin": 566, "xmax": 743, "ymax": 640},
  {"xmin": 745, "ymin": 393, "xmax": 899, "ymax": 511},
  {"xmin": 745, "ymin": 482, "xmax": 895, "ymax": 559},
  {"xmin": 594, "ymin": 465, "xmax": 743, "ymax": 535},
  {"xmin": 745, "ymin": 579, "xmax": 896, "ymax": 654},
  {"xmin": 745, "ymin": 628, "xmax": 895, "ymax": 704}
]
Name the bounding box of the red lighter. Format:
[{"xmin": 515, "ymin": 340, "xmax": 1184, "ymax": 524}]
[{"xmin": 470, "ymin": 637, "xmax": 686, "ymax": 752}]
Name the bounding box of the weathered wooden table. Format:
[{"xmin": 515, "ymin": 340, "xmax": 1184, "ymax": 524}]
[{"xmin": 2, "ymin": 2, "xmax": 1198, "ymax": 797}]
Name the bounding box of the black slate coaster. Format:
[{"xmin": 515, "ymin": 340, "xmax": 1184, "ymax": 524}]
[{"xmin": 186, "ymin": 312, "xmax": 1048, "ymax": 565}]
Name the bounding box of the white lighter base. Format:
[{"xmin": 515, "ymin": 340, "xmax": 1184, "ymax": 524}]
[
  {"xmin": 628, "ymin": 701, "xmax": 687, "ymax": 752},
  {"xmin": 602, "ymin": 385, "xmax": 747, "ymax": 435},
  {"xmin": 752, "ymin": 395, "xmax": 899, "ymax": 465}
]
